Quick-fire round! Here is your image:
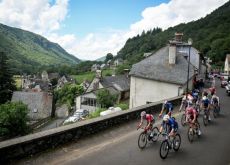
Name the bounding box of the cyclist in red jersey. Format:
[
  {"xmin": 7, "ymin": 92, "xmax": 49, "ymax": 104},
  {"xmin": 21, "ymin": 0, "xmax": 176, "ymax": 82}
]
[
  {"xmin": 186, "ymin": 105, "xmax": 201, "ymax": 135},
  {"xmin": 137, "ymin": 111, "xmax": 155, "ymax": 136}
]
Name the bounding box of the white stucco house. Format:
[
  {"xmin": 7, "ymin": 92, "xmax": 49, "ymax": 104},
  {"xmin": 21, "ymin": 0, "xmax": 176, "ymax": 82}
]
[
  {"xmin": 224, "ymin": 54, "xmax": 230, "ymax": 75},
  {"xmin": 129, "ymin": 33, "xmax": 204, "ymax": 108},
  {"xmin": 76, "ymin": 72, "xmax": 130, "ymax": 112}
]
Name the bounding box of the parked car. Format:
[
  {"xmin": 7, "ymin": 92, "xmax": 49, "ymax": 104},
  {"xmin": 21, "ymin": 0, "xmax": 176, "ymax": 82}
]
[
  {"xmin": 63, "ymin": 109, "xmax": 89, "ymax": 125},
  {"xmin": 73, "ymin": 109, "xmax": 89, "ymax": 119},
  {"xmin": 225, "ymin": 82, "xmax": 230, "ymax": 96},
  {"xmin": 221, "ymin": 80, "xmax": 228, "ymax": 88},
  {"xmin": 100, "ymin": 107, "xmax": 122, "ymax": 116}
]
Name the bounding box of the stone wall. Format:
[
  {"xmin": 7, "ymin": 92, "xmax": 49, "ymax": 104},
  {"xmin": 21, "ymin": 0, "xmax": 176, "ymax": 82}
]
[{"xmin": 0, "ymin": 96, "xmax": 182, "ymax": 163}]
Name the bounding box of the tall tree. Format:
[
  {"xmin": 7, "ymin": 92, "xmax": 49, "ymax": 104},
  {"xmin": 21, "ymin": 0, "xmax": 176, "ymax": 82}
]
[
  {"xmin": 0, "ymin": 52, "xmax": 16, "ymax": 104},
  {"xmin": 105, "ymin": 53, "xmax": 113, "ymax": 63}
]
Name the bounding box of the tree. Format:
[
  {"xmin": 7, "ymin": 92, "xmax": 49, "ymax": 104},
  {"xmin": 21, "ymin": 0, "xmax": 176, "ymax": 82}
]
[
  {"xmin": 0, "ymin": 102, "xmax": 30, "ymax": 137},
  {"xmin": 96, "ymin": 89, "xmax": 118, "ymax": 108},
  {"xmin": 105, "ymin": 53, "xmax": 113, "ymax": 63},
  {"xmin": 54, "ymin": 84, "xmax": 84, "ymax": 108},
  {"xmin": 0, "ymin": 52, "xmax": 16, "ymax": 104}
]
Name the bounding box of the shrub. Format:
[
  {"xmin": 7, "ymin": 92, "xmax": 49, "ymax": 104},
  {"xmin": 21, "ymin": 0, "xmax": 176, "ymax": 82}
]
[
  {"xmin": 115, "ymin": 103, "xmax": 129, "ymax": 110},
  {"xmin": 0, "ymin": 102, "xmax": 30, "ymax": 137},
  {"xmin": 88, "ymin": 108, "xmax": 106, "ymax": 119}
]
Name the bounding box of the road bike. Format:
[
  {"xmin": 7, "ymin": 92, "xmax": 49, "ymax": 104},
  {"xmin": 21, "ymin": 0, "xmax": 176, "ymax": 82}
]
[
  {"xmin": 159, "ymin": 132, "xmax": 181, "ymax": 159},
  {"xmin": 203, "ymin": 107, "xmax": 210, "ymax": 126},
  {"xmin": 187, "ymin": 120, "xmax": 201, "ymax": 143},
  {"xmin": 212, "ymin": 103, "xmax": 220, "ymax": 118},
  {"xmin": 137, "ymin": 126, "xmax": 159, "ymax": 149}
]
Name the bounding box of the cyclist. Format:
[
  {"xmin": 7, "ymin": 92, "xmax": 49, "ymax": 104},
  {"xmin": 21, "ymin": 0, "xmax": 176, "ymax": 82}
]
[
  {"xmin": 186, "ymin": 105, "xmax": 201, "ymax": 135},
  {"xmin": 211, "ymin": 93, "xmax": 220, "ymax": 112},
  {"xmin": 201, "ymin": 94, "xmax": 211, "ymax": 121},
  {"xmin": 211, "ymin": 93, "xmax": 219, "ymax": 106},
  {"xmin": 137, "ymin": 111, "xmax": 155, "ymax": 137},
  {"xmin": 159, "ymin": 100, "xmax": 173, "ymax": 117},
  {"xmin": 159, "ymin": 115, "xmax": 178, "ymax": 137},
  {"xmin": 192, "ymin": 89, "xmax": 199, "ymax": 104}
]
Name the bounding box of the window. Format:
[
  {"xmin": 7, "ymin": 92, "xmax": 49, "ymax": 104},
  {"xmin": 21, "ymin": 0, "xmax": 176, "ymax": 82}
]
[{"xmin": 81, "ymin": 97, "xmax": 97, "ymax": 107}]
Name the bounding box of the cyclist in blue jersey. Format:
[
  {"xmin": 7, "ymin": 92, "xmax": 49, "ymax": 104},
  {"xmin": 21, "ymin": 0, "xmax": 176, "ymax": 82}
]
[
  {"xmin": 159, "ymin": 115, "xmax": 178, "ymax": 137},
  {"xmin": 159, "ymin": 100, "xmax": 173, "ymax": 117},
  {"xmin": 202, "ymin": 94, "xmax": 211, "ymax": 121}
]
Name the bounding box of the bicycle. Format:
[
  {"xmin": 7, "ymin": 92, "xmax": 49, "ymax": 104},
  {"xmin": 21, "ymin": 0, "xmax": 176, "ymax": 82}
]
[
  {"xmin": 137, "ymin": 126, "xmax": 159, "ymax": 149},
  {"xmin": 159, "ymin": 132, "xmax": 181, "ymax": 159},
  {"xmin": 203, "ymin": 107, "xmax": 210, "ymax": 126},
  {"xmin": 212, "ymin": 103, "xmax": 220, "ymax": 118},
  {"xmin": 187, "ymin": 120, "xmax": 201, "ymax": 143}
]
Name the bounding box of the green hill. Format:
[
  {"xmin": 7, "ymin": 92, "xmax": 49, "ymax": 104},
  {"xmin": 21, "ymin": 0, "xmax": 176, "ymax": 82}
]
[
  {"xmin": 117, "ymin": 1, "xmax": 230, "ymax": 67},
  {"xmin": 0, "ymin": 23, "xmax": 81, "ymax": 73}
]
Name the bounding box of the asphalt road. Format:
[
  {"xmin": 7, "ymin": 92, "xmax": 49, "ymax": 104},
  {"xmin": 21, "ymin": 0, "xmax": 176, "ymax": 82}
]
[{"xmin": 14, "ymin": 79, "xmax": 230, "ymax": 165}]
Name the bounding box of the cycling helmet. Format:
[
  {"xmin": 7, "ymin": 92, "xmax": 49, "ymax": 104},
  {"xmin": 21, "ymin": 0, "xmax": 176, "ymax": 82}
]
[
  {"xmin": 163, "ymin": 115, "xmax": 170, "ymax": 121},
  {"xmin": 202, "ymin": 96, "xmax": 207, "ymax": 100},
  {"xmin": 203, "ymin": 91, "xmax": 208, "ymax": 96},
  {"xmin": 140, "ymin": 111, "xmax": 146, "ymax": 117},
  {"xmin": 164, "ymin": 100, "xmax": 168, "ymax": 104}
]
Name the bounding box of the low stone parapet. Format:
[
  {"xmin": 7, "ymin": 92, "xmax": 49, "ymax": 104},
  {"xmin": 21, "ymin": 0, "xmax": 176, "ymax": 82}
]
[{"xmin": 0, "ymin": 96, "xmax": 182, "ymax": 163}]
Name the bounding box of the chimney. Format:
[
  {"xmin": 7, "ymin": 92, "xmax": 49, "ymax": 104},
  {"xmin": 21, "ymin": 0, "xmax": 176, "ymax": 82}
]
[
  {"xmin": 169, "ymin": 42, "xmax": 176, "ymax": 65},
  {"xmin": 95, "ymin": 70, "xmax": 102, "ymax": 79},
  {"xmin": 174, "ymin": 32, "xmax": 183, "ymax": 42}
]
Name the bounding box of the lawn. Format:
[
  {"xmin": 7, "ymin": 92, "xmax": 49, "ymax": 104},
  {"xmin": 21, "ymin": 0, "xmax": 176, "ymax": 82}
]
[
  {"xmin": 72, "ymin": 69, "xmax": 113, "ymax": 84},
  {"xmin": 13, "ymin": 75, "xmax": 22, "ymax": 89}
]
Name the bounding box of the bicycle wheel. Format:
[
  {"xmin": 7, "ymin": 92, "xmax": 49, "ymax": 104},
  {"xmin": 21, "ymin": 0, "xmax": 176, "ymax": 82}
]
[
  {"xmin": 188, "ymin": 127, "xmax": 194, "ymax": 143},
  {"xmin": 138, "ymin": 132, "xmax": 147, "ymax": 149},
  {"xmin": 151, "ymin": 127, "xmax": 159, "ymax": 142},
  {"xmin": 196, "ymin": 122, "xmax": 201, "ymax": 138},
  {"xmin": 159, "ymin": 140, "xmax": 169, "ymax": 159},
  {"xmin": 181, "ymin": 114, "xmax": 186, "ymax": 127},
  {"xmin": 173, "ymin": 134, "xmax": 181, "ymax": 151},
  {"xmin": 213, "ymin": 108, "xmax": 218, "ymax": 118},
  {"xmin": 203, "ymin": 113, "xmax": 208, "ymax": 126}
]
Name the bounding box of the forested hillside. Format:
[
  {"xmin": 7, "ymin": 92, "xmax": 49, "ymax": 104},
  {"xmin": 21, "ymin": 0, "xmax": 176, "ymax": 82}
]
[
  {"xmin": 0, "ymin": 23, "xmax": 81, "ymax": 74},
  {"xmin": 117, "ymin": 1, "xmax": 230, "ymax": 67}
]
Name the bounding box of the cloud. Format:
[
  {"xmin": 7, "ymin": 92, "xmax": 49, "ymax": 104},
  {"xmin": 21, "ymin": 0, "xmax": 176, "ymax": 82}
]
[
  {"xmin": 0, "ymin": 0, "xmax": 68, "ymax": 35},
  {"xmin": 130, "ymin": 0, "xmax": 228, "ymax": 33},
  {"xmin": 0, "ymin": 0, "xmax": 228, "ymax": 60}
]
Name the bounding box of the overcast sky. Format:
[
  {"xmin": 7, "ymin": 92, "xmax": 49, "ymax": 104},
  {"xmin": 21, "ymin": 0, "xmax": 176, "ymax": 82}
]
[{"xmin": 0, "ymin": 0, "xmax": 228, "ymax": 60}]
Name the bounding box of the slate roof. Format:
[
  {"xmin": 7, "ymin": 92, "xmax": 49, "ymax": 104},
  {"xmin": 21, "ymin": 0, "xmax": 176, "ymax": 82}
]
[
  {"xmin": 100, "ymin": 75, "xmax": 130, "ymax": 92},
  {"xmin": 129, "ymin": 46, "xmax": 195, "ymax": 85}
]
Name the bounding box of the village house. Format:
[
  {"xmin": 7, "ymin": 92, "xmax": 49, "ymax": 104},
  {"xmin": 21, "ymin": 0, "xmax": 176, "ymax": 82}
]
[
  {"xmin": 11, "ymin": 91, "xmax": 53, "ymax": 120},
  {"xmin": 76, "ymin": 70, "xmax": 130, "ymax": 112},
  {"xmin": 91, "ymin": 64, "xmax": 101, "ymax": 72},
  {"xmin": 224, "ymin": 54, "xmax": 230, "ymax": 75},
  {"xmin": 129, "ymin": 33, "xmax": 205, "ymax": 108},
  {"xmin": 114, "ymin": 58, "xmax": 123, "ymax": 67},
  {"xmin": 57, "ymin": 75, "xmax": 76, "ymax": 89}
]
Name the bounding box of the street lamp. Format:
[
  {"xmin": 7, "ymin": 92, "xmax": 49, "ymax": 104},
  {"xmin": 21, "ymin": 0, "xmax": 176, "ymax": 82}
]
[{"xmin": 186, "ymin": 38, "xmax": 193, "ymax": 99}]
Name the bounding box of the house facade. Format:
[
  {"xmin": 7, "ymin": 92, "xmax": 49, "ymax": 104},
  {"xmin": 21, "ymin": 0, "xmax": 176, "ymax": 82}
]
[
  {"xmin": 224, "ymin": 54, "xmax": 230, "ymax": 75},
  {"xmin": 129, "ymin": 33, "xmax": 203, "ymax": 108},
  {"xmin": 76, "ymin": 73, "xmax": 130, "ymax": 112}
]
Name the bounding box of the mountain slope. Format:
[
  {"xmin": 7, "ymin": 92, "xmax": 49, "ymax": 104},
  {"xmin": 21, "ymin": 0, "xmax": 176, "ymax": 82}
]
[
  {"xmin": 0, "ymin": 23, "xmax": 81, "ymax": 73},
  {"xmin": 117, "ymin": 1, "xmax": 230, "ymax": 66}
]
